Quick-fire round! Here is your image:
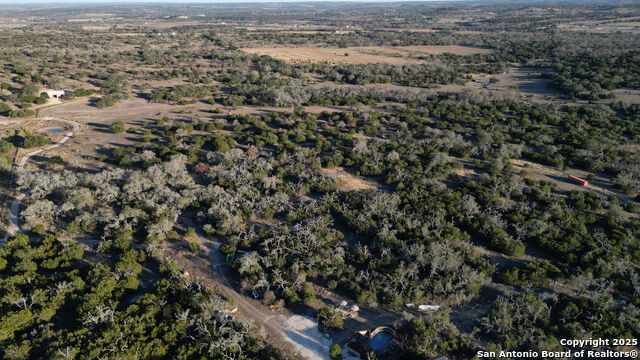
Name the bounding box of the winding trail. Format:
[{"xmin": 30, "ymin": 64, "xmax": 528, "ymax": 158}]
[{"xmin": 1, "ymin": 116, "xmax": 81, "ymax": 245}]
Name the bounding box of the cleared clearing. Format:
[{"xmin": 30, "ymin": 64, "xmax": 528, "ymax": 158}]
[
  {"xmin": 323, "ymin": 166, "xmax": 380, "ymax": 191},
  {"xmin": 509, "ymin": 159, "xmax": 617, "ymax": 196},
  {"xmin": 241, "ymin": 45, "xmax": 493, "ymax": 64},
  {"xmin": 453, "ymin": 166, "xmax": 479, "ymax": 178},
  {"xmin": 557, "ymin": 18, "xmax": 640, "ymax": 31}
]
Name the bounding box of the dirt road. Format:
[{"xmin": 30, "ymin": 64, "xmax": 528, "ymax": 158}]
[
  {"xmin": 174, "ymin": 234, "xmax": 335, "ymax": 360},
  {"xmin": 1, "ymin": 116, "xmax": 81, "ymax": 245}
]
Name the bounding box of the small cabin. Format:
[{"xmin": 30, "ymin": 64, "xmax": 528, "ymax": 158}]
[
  {"xmin": 568, "ymin": 175, "xmax": 588, "ymax": 186},
  {"xmin": 42, "ymin": 90, "xmax": 66, "ymax": 98}
]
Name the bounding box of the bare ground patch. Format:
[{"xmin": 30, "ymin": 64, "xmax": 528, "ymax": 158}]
[
  {"xmin": 437, "ymin": 67, "xmax": 565, "ymax": 103},
  {"xmin": 607, "ymin": 88, "xmax": 640, "ymax": 104},
  {"xmin": 229, "ymin": 105, "xmax": 349, "ymax": 116},
  {"xmin": 241, "ymin": 45, "xmax": 492, "ymax": 65},
  {"xmin": 323, "ymin": 166, "xmax": 380, "ymax": 191},
  {"xmin": 453, "ymin": 166, "xmax": 479, "ymax": 178},
  {"xmin": 509, "ymin": 159, "xmax": 620, "ymax": 198},
  {"xmin": 557, "ymin": 18, "xmax": 640, "ymax": 32}
]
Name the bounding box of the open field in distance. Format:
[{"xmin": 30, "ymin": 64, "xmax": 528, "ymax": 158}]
[{"xmin": 241, "ymin": 45, "xmax": 494, "ymax": 64}]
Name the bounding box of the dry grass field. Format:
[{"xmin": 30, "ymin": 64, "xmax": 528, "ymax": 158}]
[
  {"xmin": 241, "ymin": 45, "xmax": 493, "ymax": 64},
  {"xmin": 435, "ymin": 67, "xmax": 564, "ymax": 102},
  {"xmin": 322, "ymin": 166, "xmax": 380, "ymax": 191},
  {"xmin": 557, "ymin": 18, "xmax": 640, "ymax": 31},
  {"xmin": 608, "ymin": 88, "xmax": 640, "ymax": 104}
]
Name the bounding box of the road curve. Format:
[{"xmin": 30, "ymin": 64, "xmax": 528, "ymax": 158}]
[{"xmin": 1, "ymin": 116, "xmax": 81, "ymax": 245}]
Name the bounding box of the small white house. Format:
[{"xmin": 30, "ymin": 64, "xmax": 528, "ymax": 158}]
[{"xmin": 43, "ymin": 90, "xmax": 65, "ymax": 98}]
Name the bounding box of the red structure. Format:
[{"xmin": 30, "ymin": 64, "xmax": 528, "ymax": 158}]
[{"xmin": 568, "ymin": 175, "xmax": 588, "ymax": 186}]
